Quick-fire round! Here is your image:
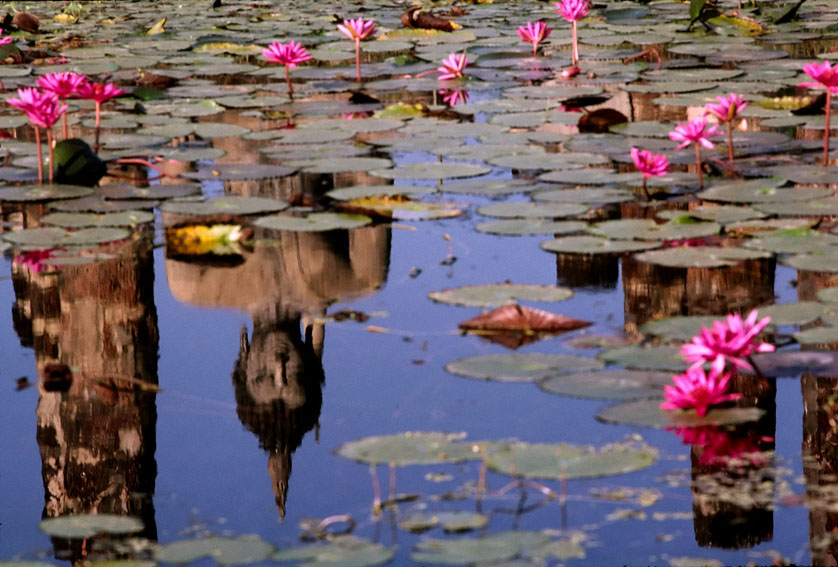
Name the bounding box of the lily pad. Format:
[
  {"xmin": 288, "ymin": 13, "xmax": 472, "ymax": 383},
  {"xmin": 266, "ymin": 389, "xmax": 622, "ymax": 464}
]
[
  {"xmin": 272, "ymin": 536, "xmax": 393, "ymax": 567},
  {"xmin": 478, "ymin": 202, "xmax": 588, "ymax": 219},
  {"xmin": 441, "ymin": 178, "xmax": 536, "ymax": 196},
  {"xmin": 445, "ymin": 353, "xmax": 603, "ymax": 383},
  {"xmin": 160, "ymin": 196, "xmax": 289, "ymax": 217},
  {"xmin": 39, "ymin": 514, "xmax": 144, "ymax": 539},
  {"xmin": 181, "ymin": 164, "xmax": 297, "ymax": 181},
  {"xmin": 597, "ymin": 345, "xmax": 688, "ymax": 372},
  {"xmin": 538, "ymin": 369, "xmax": 675, "ymax": 400},
  {"xmin": 154, "ymin": 536, "xmax": 275, "ymax": 565},
  {"xmin": 39, "ymin": 211, "xmax": 155, "ymax": 228},
  {"xmin": 326, "ymin": 185, "xmax": 437, "ymax": 201},
  {"xmin": 476, "ymin": 219, "xmax": 587, "ymax": 236},
  {"xmin": 485, "ymin": 441, "xmax": 658, "ymax": 479},
  {"xmin": 0, "ymin": 184, "xmax": 93, "ymax": 202},
  {"xmin": 697, "ymin": 178, "xmax": 831, "ymax": 204},
  {"xmin": 758, "ymin": 301, "xmax": 828, "ymax": 326},
  {"xmin": 540, "ymin": 236, "xmax": 661, "ymax": 255},
  {"xmin": 253, "ymin": 212, "xmax": 371, "ymax": 232},
  {"xmin": 102, "ymin": 184, "xmax": 201, "ymax": 200},
  {"xmin": 335, "ymin": 432, "xmax": 477, "ymax": 466},
  {"xmin": 588, "ymin": 218, "xmax": 721, "ymax": 241},
  {"xmin": 751, "ymin": 351, "xmax": 838, "ymax": 377},
  {"xmin": 370, "ymin": 162, "xmax": 491, "ymax": 180},
  {"xmin": 639, "ymin": 316, "xmax": 727, "ymax": 342},
  {"xmin": 597, "ymin": 398, "xmax": 765, "ymax": 429},
  {"xmin": 2, "ymin": 227, "xmax": 130, "ymax": 250},
  {"xmin": 633, "ymin": 246, "xmax": 770, "ymax": 268},
  {"xmin": 756, "ymin": 197, "xmax": 838, "ymax": 217},
  {"xmin": 411, "ymin": 534, "xmax": 519, "ymax": 565},
  {"xmin": 744, "ymin": 228, "xmax": 838, "ymax": 254},
  {"xmin": 781, "ymin": 252, "xmax": 838, "ymax": 273},
  {"xmin": 534, "ymin": 187, "xmax": 635, "ymax": 204},
  {"xmin": 794, "ymin": 326, "xmax": 838, "ymax": 345},
  {"xmin": 292, "ymin": 157, "xmax": 393, "ymax": 174},
  {"xmin": 429, "ymin": 284, "xmax": 573, "ymax": 307}
]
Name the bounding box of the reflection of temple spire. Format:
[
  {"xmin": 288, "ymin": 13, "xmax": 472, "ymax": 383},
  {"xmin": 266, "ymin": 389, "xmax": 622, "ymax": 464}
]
[{"xmin": 232, "ymin": 306, "xmax": 324, "ymax": 518}]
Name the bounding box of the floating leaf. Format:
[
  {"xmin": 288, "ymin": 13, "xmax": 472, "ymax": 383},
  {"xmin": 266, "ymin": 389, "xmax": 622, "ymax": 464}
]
[
  {"xmin": 476, "ymin": 219, "xmax": 587, "ymax": 236},
  {"xmin": 459, "ymin": 304, "xmax": 590, "ymax": 335},
  {"xmin": 160, "ymin": 196, "xmax": 289, "ymax": 217},
  {"xmin": 633, "ymin": 246, "xmax": 770, "ymax": 268},
  {"xmin": 253, "ymin": 212, "xmax": 371, "ymax": 232},
  {"xmin": 2, "ymin": 227, "xmax": 129, "ymax": 250},
  {"xmin": 335, "ymin": 195, "xmax": 464, "ymax": 220},
  {"xmin": 272, "ymin": 536, "xmax": 393, "ymax": 567},
  {"xmin": 335, "ymin": 432, "xmax": 476, "ymax": 466},
  {"xmin": 370, "ymin": 162, "xmax": 491, "ymax": 180},
  {"xmin": 40, "ymin": 514, "xmax": 144, "ymax": 539},
  {"xmin": 181, "ymin": 164, "xmax": 297, "ymax": 181},
  {"xmin": 597, "ymin": 345, "xmax": 687, "ymax": 372},
  {"xmin": 154, "ymin": 536, "xmax": 274, "ymax": 565},
  {"xmin": 411, "ymin": 533, "xmax": 520, "ymax": 565},
  {"xmin": 478, "ymin": 202, "xmax": 588, "ymax": 219},
  {"xmin": 588, "ymin": 218, "xmax": 721, "ymax": 241},
  {"xmin": 429, "ymin": 284, "xmax": 573, "ymax": 307},
  {"xmin": 758, "ymin": 301, "xmax": 828, "ymax": 326},
  {"xmin": 39, "ymin": 211, "xmax": 154, "ymax": 228},
  {"xmin": 326, "ymin": 185, "xmax": 437, "ymax": 201},
  {"xmin": 597, "ymin": 398, "xmax": 764, "ymax": 429},
  {"xmin": 640, "ymin": 316, "xmax": 727, "ymax": 342},
  {"xmin": 794, "ymin": 326, "xmax": 838, "ymax": 345},
  {"xmin": 0, "ymin": 184, "xmax": 93, "ymax": 202},
  {"xmin": 445, "ymin": 353, "xmax": 603, "ymax": 383},
  {"xmin": 538, "ymin": 369, "xmax": 675, "ymax": 400},
  {"xmin": 541, "ymin": 236, "xmax": 661, "ymax": 255},
  {"xmin": 485, "ymin": 441, "xmax": 658, "ymax": 479},
  {"xmin": 751, "ymin": 351, "xmax": 838, "ymax": 377}
]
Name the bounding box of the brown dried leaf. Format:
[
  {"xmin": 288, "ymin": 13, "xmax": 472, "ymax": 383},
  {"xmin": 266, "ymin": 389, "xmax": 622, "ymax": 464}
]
[
  {"xmin": 401, "ymin": 6, "xmax": 461, "ymax": 31},
  {"xmin": 459, "ymin": 303, "xmax": 591, "ymax": 333}
]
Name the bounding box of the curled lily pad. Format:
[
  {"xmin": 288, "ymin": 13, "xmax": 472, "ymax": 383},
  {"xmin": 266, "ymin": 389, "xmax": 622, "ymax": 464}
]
[
  {"xmin": 0, "ymin": 184, "xmax": 93, "ymax": 202},
  {"xmin": 597, "ymin": 345, "xmax": 687, "ymax": 372},
  {"xmin": 633, "ymin": 246, "xmax": 770, "ymax": 268},
  {"xmin": 253, "ymin": 212, "xmax": 371, "ymax": 232},
  {"xmin": 596, "ymin": 398, "xmax": 764, "ymax": 429},
  {"xmin": 540, "ymin": 236, "xmax": 661, "ymax": 255},
  {"xmin": 39, "ymin": 211, "xmax": 155, "ymax": 228},
  {"xmin": 459, "ymin": 304, "xmax": 590, "ymax": 337},
  {"xmin": 335, "ymin": 432, "xmax": 477, "ymax": 466},
  {"xmin": 445, "ymin": 353, "xmax": 603, "ymax": 383},
  {"xmin": 160, "ymin": 196, "xmax": 289, "ymax": 217},
  {"xmin": 40, "ymin": 514, "xmax": 144, "ymax": 539},
  {"xmin": 272, "ymin": 535, "xmax": 393, "ymax": 566},
  {"xmin": 370, "ymin": 162, "xmax": 491, "ymax": 180},
  {"xmin": 485, "ymin": 441, "xmax": 658, "ymax": 480},
  {"xmin": 429, "ymin": 284, "xmax": 573, "ymax": 307},
  {"xmin": 154, "ymin": 536, "xmax": 274, "ymax": 565},
  {"xmin": 538, "ymin": 369, "xmax": 675, "ymax": 400},
  {"xmin": 2, "ymin": 227, "xmax": 130, "ymax": 250},
  {"xmin": 476, "ymin": 219, "xmax": 587, "ymax": 236}
]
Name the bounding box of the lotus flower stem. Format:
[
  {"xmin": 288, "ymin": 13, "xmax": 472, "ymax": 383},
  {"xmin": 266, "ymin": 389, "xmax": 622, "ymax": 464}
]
[
  {"xmin": 725, "ymin": 122, "xmax": 735, "ymax": 163},
  {"xmin": 369, "ymin": 464, "xmax": 381, "ymax": 514},
  {"xmin": 285, "ymin": 65, "xmax": 293, "ymax": 97},
  {"xmin": 641, "ymin": 177, "xmax": 649, "ymax": 200},
  {"xmin": 694, "ymin": 142, "xmax": 703, "ymax": 189},
  {"xmin": 94, "ymin": 100, "xmax": 101, "ymax": 153},
  {"xmin": 824, "ymin": 90, "xmax": 832, "ymax": 165},
  {"xmin": 477, "ymin": 459, "xmax": 487, "ymax": 500},
  {"xmin": 34, "ymin": 126, "xmax": 43, "ymax": 184},
  {"xmin": 388, "ymin": 462, "xmax": 397, "ymax": 502},
  {"xmin": 354, "ymin": 38, "xmax": 362, "ymax": 82},
  {"xmin": 46, "ymin": 127, "xmax": 54, "ymax": 184},
  {"xmin": 571, "ymin": 21, "xmax": 578, "ymax": 66},
  {"xmin": 61, "ymin": 113, "xmax": 68, "ymax": 141}
]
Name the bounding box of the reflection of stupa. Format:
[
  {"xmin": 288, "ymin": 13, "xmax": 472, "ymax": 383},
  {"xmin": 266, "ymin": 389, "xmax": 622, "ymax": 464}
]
[
  {"xmin": 11, "ymin": 236, "xmax": 159, "ymax": 563},
  {"xmin": 165, "ymin": 224, "xmax": 390, "ymax": 517}
]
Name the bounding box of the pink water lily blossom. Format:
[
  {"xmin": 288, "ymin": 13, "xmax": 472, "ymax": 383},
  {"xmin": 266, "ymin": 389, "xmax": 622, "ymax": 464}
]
[
  {"xmin": 631, "ymin": 147, "xmax": 669, "ymax": 199},
  {"xmin": 661, "ymin": 358, "xmax": 742, "ymax": 417},
  {"xmin": 7, "ymin": 88, "xmax": 67, "ymax": 184},
  {"xmin": 669, "ymin": 118, "xmax": 720, "ymax": 188},
  {"xmin": 517, "ymin": 21, "xmax": 552, "ymax": 56},
  {"xmin": 555, "ymin": 0, "xmax": 589, "ymax": 65},
  {"xmin": 440, "ymin": 89, "xmax": 469, "ymax": 106},
  {"xmin": 705, "ymin": 93, "xmax": 748, "ymax": 163},
  {"xmin": 0, "ymin": 33, "xmax": 14, "ymax": 46},
  {"xmin": 680, "ymin": 310, "xmax": 775, "ymax": 372},
  {"xmin": 262, "ymin": 40, "xmax": 311, "ymax": 97},
  {"xmin": 437, "ymin": 53, "xmax": 468, "ymax": 81},
  {"xmin": 799, "ymin": 61, "xmax": 838, "ymax": 165},
  {"xmin": 76, "ymin": 80, "xmax": 125, "ymax": 152},
  {"xmin": 37, "ymin": 72, "xmax": 87, "ymax": 139},
  {"xmin": 338, "ymin": 17, "xmax": 376, "ymax": 82}
]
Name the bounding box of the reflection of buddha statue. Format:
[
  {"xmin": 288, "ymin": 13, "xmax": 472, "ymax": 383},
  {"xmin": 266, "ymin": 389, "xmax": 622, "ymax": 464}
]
[
  {"xmin": 166, "ymin": 223, "xmax": 389, "ymax": 517},
  {"xmin": 232, "ymin": 305, "xmax": 324, "ymax": 517},
  {"xmin": 11, "ymin": 236, "xmax": 159, "ymax": 563}
]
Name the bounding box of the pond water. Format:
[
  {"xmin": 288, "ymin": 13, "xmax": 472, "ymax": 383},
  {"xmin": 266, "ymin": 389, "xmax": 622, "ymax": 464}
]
[{"xmin": 3, "ymin": 0, "xmax": 838, "ymax": 565}]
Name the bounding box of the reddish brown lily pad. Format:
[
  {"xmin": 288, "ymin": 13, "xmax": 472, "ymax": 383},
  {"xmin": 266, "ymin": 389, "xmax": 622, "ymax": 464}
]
[{"xmin": 459, "ymin": 303, "xmax": 591, "ymax": 337}]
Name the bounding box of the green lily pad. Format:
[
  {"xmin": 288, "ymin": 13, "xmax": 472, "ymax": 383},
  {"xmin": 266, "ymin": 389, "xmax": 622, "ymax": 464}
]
[
  {"xmin": 538, "ymin": 169, "xmax": 640, "ymax": 187},
  {"xmin": 744, "ymin": 228, "xmax": 838, "ymax": 254},
  {"xmin": 766, "ymin": 164, "xmax": 838, "ymax": 185},
  {"xmin": 782, "ymin": 252, "xmax": 838, "ymax": 273},
  {"xmin": 758, "ymin": 301, "xmax": 828, "ymax": 326},
  {"xmin": 489, "ymin": 152, "xmax": 610, "ymax": 170},
  {"xmin": 160, "ymin": 196, "xmax": 289, "ymax": 216},
  {"xmin": 370, "ymin": 163, "xmax": 491, "ymax": 180},
  {"xmin": 485, "ymin": 441, "xmax": 658, "ymax": 480},
  {"xmin": 476, "ymin": 219, "xmax": 587, "ymax": 236},
  {"xmin": 2, "ymin": 227, "xmax": 130, "ymax": 250},
  {"xmin": 794, "ymin": 326, "xmax": 838, "ymax": 345},
  {"xmin": 335, "ymin": 432, "xmax": 477, "ymax": 466},
  {"xmin": 411, "ymin": 533, "xmax": 520, "ymax": 565},
  {"xmin": 755, "ymin": 197, "xmax": 838, "ymax": 217},
  {"xmin": 639, "ymin": 316, "xmax": 727, "ymax": 342},
  {"xmin": 39, "ymin": 211, "xmax": 155, "ymax": 228},
  {"xmin": 817, "ymin": 288, "xmax": 838, "ymax": 304},
  {"xmin": 540, "ymin": 236, "xmax": 661, "ymax": 255},
  {"xmin": 272, "ymin": 536, "xmax": 393, "ymax": 567},
  {"xmin": 478, "ymin": 202, "xmax": 588, "ymax": 219},
  {"xmin": 538, "ymin": 369, "xmax": 675, "ymax": 400},
  {"xmin": 633, "ymin": 246, "xmax": 770, "ymax": 268},
  {"xmin": 441, "ymin": 179, "xmax": 536, "ymax": 195},
  {"xmin": 429, "ymin": 283, "xmax": 573, "ymax": 307},
  {"xmin": 534, "ymin": 187, "xmax": 635, "ymax": 204},
  {"xmin": 181, "ymin": 164, "xmax": 297, "ymax": 181},
  {"xmin": 445, "ymin": 353, "xmax": 603, "ymax": 383},
  {"xmin": 697, "ymin": 178, "xmax": 831, "ymax": 204},
  {"xmin": 0, "ymin": 184, "xmax": 93, "ymax": 202},
  {"xmin": 39, "ymin": 514, "xmax": 144, "ymax": 539},
  {"xmin": 291, "ymin": 157, "xmax": 393, "ymax": 174},
  {"xmin": 326, "ymin": 185, "xmax": 437, "ymax": 201},
  {"xmin": 102, "ymin": 184, "xmax": 201, "ymax": 200},
  {"xmin": 596, "ymin": 398, "xmax": 765, "ymax": 429},
  {"xmin": 253, "ymin": 212, "xmax": 371, "ymax": 232},
  {"xmin": 439, "ymin": 512, "xmax": 490, "ymax": 533},
  {"xmin": 588, "ymin": 218, "xmax": 721, "ymax": 241},
  {"xmin": 656, "ymin": 206, "xmax": 765, "ymax": 225},
  {"xmin": 597, "ymin": 345, "xmax": 688, "ymax": 372},
  {"xmin": 154, "ymin": 536, "xmax": 274, "ymax": 565}
]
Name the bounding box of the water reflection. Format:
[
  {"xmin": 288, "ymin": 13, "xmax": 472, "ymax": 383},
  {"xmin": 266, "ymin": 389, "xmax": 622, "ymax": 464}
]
[{"xmin": 12, "ymin": 235, "xmax": 159, "ymax": 562}]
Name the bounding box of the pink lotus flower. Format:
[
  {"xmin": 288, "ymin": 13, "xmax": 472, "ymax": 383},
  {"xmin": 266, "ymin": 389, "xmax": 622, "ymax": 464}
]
[
  {"xmin": 631, "ymin": 147, "xmax": 669, "ymax": 199},
  {"xmin": 37, "ymin": 72, "xmax": 87, "ymax": 99},
  {"xmin": 440, "ymin": 89, "xmax": 469, "ymax": 106},
  {"xmin": 262, "ymin": 40, "xmax": 311, "ymax": 97},
  {"xmin": 21, "ymin": 94, "xmax": 67, "ymax": 129},
  {"xmin": 338, "ymin": 17, "xmax": 376, "ymax": 82},
  {"xmin": 555, "ymin": 0, "xmax": 589, "ymax": 66},
  {"xmin": 705, "ymin": 93, "xmax": 748, "ymax": 163},
  {"xmin": 13, "ymin": 249, "xmax": 64, "ymax": 274},
  {"xmin": 7, "ymin": 88, "xmax": 67, "ymax": 184},
  {"xmin": 338, "ymin": 17, "xmax": 376, "ymax": 41},
  {"xmin": 75, "ymin": 80, "xmax": 125, "ymax": 104},
  {"xmin": 7, "ymin": 87, "xmax": 50, "ymax": 115},
  {"xmin": 669, "ymin": 118, "xmax": 720, "ymax": 188},
  {"xmin": 555, "ymin": 0, "xmax": 590, "ymax": 21},
  {"xmin": 669, "ymin": 118, "xmax": 720, "ymax": 150},
  {"xmin": 517, "ymin": 21, "xmax": 552, "ymax": 56},
  {"xmin": 799, "ymin": 61, "xmax": 838, "ymax": 165},
  {"xmin": 437, "ymin": 53, "xmax": 468, "ymax": 81},
  {"xmin": 0, "ymin": 33, "xmax": 13, "ymax": 46},
  {"xmin": 680, "ymin": 310, "xmax": 774, "ymax": 372},
  {"xmin": 661, "ymin": 358, "xmax": 742, "ymax": 417}
]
